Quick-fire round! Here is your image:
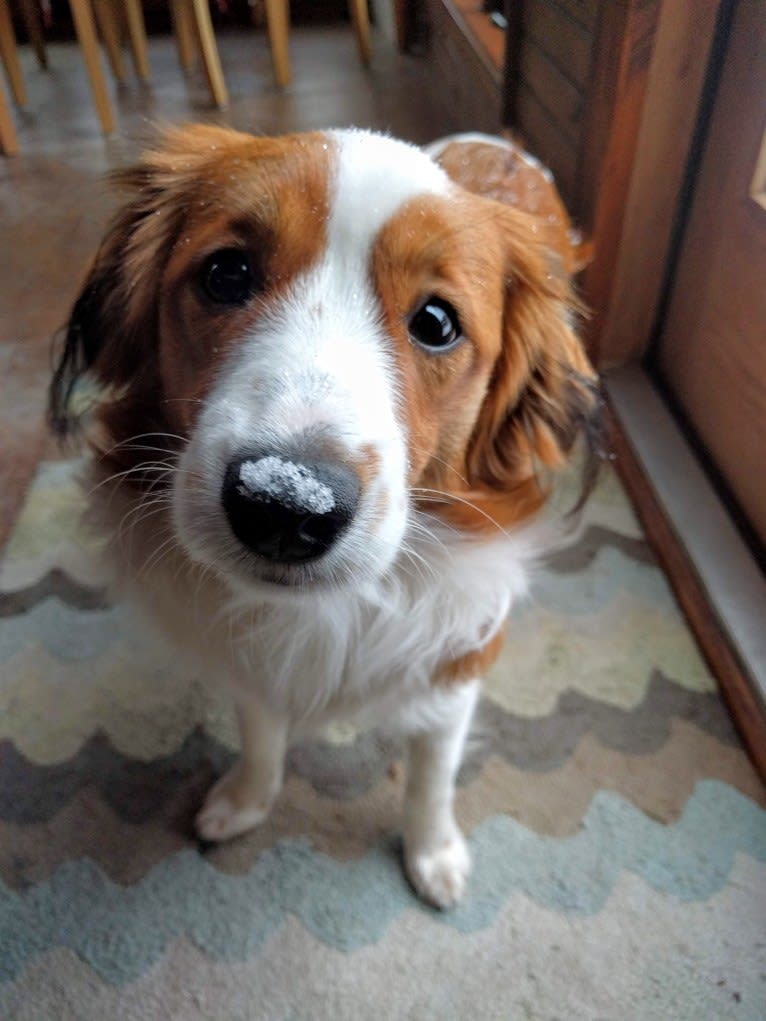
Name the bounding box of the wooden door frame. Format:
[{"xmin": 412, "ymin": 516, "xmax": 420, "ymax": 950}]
[
  {"xmin": 603, "ymin": 0, "xmax": 766, "ymax": 778},
  {"xmin": 589, "ymin": 0, "xmax": 730, "ymax": 368}
]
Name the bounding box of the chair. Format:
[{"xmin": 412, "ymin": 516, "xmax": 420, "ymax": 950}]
[
  {"xmin": 170, "ymin": 0, "xmax": 372, "ymax": 108},
  {"xmin": 262, "ymin": 0, "xmax": 372, "ymax": 87},
  {"xmin": 0, "ymin": 0, "xmax": 27, "ymax": 107},
  {"xmin": 0, "ymin": 0, "xmax": 151, "ymax": 139},
  {"xmin": 0, "ymin": 76, "xmax": 18, "ymax": 153},
  {"xmin": 0, "ymin": 0, "xmax": 117, "ymax": 136},
  {"xmin": 16, "ymin": 0, "xmax": 47, "ymax": 69},
  {"xmin": 68, "ymin": 0, "xmax": 115, "ymax": 133},
  {"xmin": 171, "ymin": 0, "xmax": 228, "ymax": 108},
  {"xmin": 0, "ymin": 0, "xmax": 375, "ymax": 148},
  {"xmin": 92, "ymin": 0, "xmax": 151, "ymax": 85}
]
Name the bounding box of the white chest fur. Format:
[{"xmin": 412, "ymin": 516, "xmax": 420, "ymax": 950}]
[{"xmin": 93, "ymin": 479, "xmax": 535, "ymax": 737}]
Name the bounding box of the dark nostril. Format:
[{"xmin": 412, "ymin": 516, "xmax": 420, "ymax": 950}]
[
  {"xmin": 222, "ymin": 453, "xmax": 360, "ymax": 564},
  {"xmin": 297, "ymin": 512, "xmax": 345, "ymax": 547}
]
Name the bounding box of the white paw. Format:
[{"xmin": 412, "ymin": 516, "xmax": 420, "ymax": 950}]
[
  {"xmin": 405, "ymin": 833, "xmax": 471, "ymax": 909},
  {"xmin": 195, "ymin": 765, "xmax": 275, "ymax": 842}
]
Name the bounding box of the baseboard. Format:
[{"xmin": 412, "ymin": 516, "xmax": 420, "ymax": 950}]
[{"xmin": 605, "ymin": 363, "xmax": 766, "ymax": 779}]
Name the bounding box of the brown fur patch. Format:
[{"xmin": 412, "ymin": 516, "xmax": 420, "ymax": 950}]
[
  {"xmin": 356, "ymin": 443, "xmax": 382, "ymax": 487},
  {"xmin": 438, "ymin": 623, "xmax": 507, "ymax": 684},
  {"xmin": 372, "ymin": 190, "xmax": 598, "ymax": 537},
  {"xmin": 51, "ymin": 125, "xmax": 335, "ymax": 482},
  {"xmin": 372, "ymin": 194, "xmax": 507, "ymax": 485}
]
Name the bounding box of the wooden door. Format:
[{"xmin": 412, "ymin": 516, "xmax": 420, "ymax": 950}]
[{"xmin": 656, "ymin": 0, "xmax": 766, "ymax": 552}]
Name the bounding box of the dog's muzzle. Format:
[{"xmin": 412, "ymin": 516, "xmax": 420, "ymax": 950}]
[{"xmin": 222, "ymin": 451, "xmax": 360, "ymax": 564}]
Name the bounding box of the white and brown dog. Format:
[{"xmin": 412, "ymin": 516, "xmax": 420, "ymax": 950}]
[{"xmin": 50, "ymin": 126, "xmax": 599, "ymax": 908}]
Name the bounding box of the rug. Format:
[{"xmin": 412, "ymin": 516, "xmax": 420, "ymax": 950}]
[{"xmin": 0, "ymin": 457, "xmax": 764, "ymax": 1020}]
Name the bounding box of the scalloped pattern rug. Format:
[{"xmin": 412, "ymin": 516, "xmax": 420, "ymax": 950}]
[{"xmin": 0, "ymin": 459, "xmax": 765, "ymax": 1020}]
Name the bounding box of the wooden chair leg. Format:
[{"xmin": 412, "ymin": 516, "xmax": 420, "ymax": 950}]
[
  {"xmin": 0, "ymin": 0, "xmax": 27, "ymax": 106},
  {"xmin": 0, "ymin": 78, "xmax": 18, "ymax": 153},
  {"xmin": 18, "ymin": 0, "xmax": 48, "ymax": 69},
  {"xmin": 92, "ymin": 0, "xmax": 126, "ymax": 82},
  {"xmin": 69, "ymin": 0, "xmax": 115, "ymax": 134},
  {"xmin": 263, "ymin": 0, "xmax": 290, "ymax": 87},
  {"xmin": 348, "ymin": 0, "xmax": 371, "ymax": 66},
  {"xmin": 170, "ymin": 0, "xmax": 197, "ymax": 72},
  {"xmin": 190, "ymin": 0, "xmax": 228, "ymax": 108},
  {"xmin": 392, "ymin": 0, "xmax": 408, "ymax": 51},
  {"xmin": 123, "ymin": 0, "xmax": 150, "ymax": 81}
]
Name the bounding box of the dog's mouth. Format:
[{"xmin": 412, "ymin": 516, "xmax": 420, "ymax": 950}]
[
  {"xmin": 234, "ymin": 553, "xmax": 348, "ymax": 592},
  {"xmin": 188, "ymin": 487, "xmax": 410, "ymax": 599}
]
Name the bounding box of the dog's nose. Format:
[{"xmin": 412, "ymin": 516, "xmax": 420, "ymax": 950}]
[{"xmin": 222, "ymin": 453, "xmax": 360, "ymax": 563}]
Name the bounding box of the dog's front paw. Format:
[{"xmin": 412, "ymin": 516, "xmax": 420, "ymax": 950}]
[
  {"xmin": 195, "ymin": 763, "xmax": 276, "ymax": 842},
  {"xmin": 405, "ymin": 832, "xmax": 471, "ymax": 909}
]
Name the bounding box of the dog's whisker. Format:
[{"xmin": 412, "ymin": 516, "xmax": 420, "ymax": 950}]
[
  {"xmin": 410, "ymin": 486, "xmax": 511, "ymax": 540},
  {"xmin": 87, "ymin": 461, "xmax": 175, "ymax": 497},
  {"xmin": 102, "ymin": 431, "xmax": 187, "ymax": 455},
  {"xmin": 137, "ymin": 532, "xmax": 181, "ymax": 581},
  {"xmin": 103, "ymin": 445, "xmax": 181, "ymax": 459},
  {"xmin": 405, "ymin": 515, "xmax": 454, "ymax": 556},
  {"xmin": 398, "ymin": 543, "xmax": 437, "ymax": 586},
  {"xmin": 408, "ymin": 443, "xmax": 470, "ymax": 487},
  {"xmin": 117, "ymin": 497, "xmax": 175, "ymax": 558}
]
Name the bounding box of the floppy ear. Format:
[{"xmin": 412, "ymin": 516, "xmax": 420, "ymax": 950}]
[
  {"xmin": 48, "ymin": 123, "xmax": 251, "ymax": 436},
  {"xmin": 466, "ymin": 208, "xmax": 603, "ymax": 510},
  {"xmin": 49, "ymin": 238, "xmax": 148, "ymax": 436}
]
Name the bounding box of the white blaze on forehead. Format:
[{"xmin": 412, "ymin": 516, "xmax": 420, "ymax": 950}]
[
  {"xmin": 327, "ymin": 129, "xmax": 451, "ymax": 254},
  {"xmin": 238, "ymin": 457, "xmax": 336, "ymax": 514},
  {"xmin": 239, "ymin": 129, "xmax": 453, "ymax": 435}
]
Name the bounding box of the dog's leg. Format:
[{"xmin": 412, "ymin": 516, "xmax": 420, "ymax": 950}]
[
  {"xmin": 195, "ymin": 693, "xmax": 288, "ymax": 842},
  {"xmin": 402, "ymin": 681, "xmax": 479, "ymax": 908}
]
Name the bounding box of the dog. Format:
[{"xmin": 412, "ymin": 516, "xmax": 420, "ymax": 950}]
[{"xmin": 49, "ymin": 125, "xmax": 599, "ymax": 908}]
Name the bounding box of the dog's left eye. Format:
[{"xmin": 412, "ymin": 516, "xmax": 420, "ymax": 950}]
[
  {"xmin": 409, "ymin": 298, "xmax": 463, "ymax": 352},
  {"xmin": 199, "ymin": 248, "xmax": 254, "ymax": 306}
]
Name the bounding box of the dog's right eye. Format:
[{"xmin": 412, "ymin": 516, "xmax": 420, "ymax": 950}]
[{"xmin": 199, "ymin": 249, "xmax": 254, "ymax": 306}]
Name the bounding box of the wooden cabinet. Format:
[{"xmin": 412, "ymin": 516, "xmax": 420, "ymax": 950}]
[
  {"xmin": 504, "ymin": 0, "xmax": 598, "ymax": 206},
  {"xmin": 416, "ymin": 0, "xmax": 503, "ymax": 134}
]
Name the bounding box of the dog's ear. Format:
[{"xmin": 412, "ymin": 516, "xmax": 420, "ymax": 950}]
[
  {"xmin": 49, "ymin": 241, "xmax": 145, "ymax": 437},
  {"xmin": 48, "ymin": 123, "xmax": 252, "ymax": 436},
  {"xmin": 465, "ymin": 207, "xmax": 603, "ymax": 511}
]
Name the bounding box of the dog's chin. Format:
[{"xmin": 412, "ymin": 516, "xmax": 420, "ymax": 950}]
[
  {"xmin": 227, "ymin": 559, "xmax": 353, "ymax": 599},
  {"xmin": 182, "ymin": 535, "xmax": 393, "ymax": 605}
]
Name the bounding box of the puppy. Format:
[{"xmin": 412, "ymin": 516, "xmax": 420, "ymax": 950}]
[{"xmin": 49, "ymin": 125, "xmax": 599, "ymax": 908}]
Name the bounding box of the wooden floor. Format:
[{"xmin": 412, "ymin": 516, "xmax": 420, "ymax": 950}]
[{"xmin": 0, "ymin": 26, "xmax": 457, "ymax": 547}]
